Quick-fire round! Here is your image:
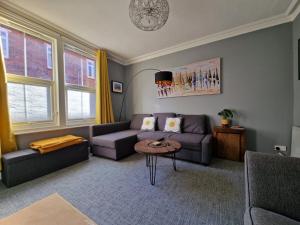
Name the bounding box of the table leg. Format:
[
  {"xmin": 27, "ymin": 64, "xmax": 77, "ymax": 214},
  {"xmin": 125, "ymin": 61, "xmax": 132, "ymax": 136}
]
[
  {"xmin": 148, "ymin": 154, "xmax": 157, "ymax": 185},
  {"xmin": 145, "ymin": 155, "xmax": 150, "ymax": 167},
  {"xmin": 172, "ymin": 153, "xmax": 176, "ymax": 171}
]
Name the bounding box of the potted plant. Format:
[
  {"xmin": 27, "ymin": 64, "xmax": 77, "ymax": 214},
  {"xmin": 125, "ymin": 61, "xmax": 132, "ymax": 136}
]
[{"xmin": 218, "ymin": 109, "xmax": 234, "ymax": 127}]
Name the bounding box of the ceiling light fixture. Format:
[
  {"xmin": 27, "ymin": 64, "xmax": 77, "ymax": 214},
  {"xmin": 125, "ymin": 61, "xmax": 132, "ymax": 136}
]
[{"xmin": 129, "ymin": 0, "xmax": 169, "ymax": 31}]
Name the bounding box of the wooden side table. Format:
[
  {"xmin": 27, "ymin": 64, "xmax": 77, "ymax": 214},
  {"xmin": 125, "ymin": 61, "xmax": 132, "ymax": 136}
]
[{"xmin": 213, "ymin": 126, "xmax": 246, "ymax": 162}]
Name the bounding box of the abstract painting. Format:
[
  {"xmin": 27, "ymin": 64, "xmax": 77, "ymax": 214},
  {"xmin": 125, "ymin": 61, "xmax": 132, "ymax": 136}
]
[{"xmin": 156, "ymin": 58, "xmax": 221, "ymax": 98}]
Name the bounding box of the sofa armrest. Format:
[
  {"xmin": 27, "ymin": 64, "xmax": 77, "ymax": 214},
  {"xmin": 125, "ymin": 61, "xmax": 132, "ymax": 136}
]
[
  {"xmin": 201, "ymin": 134, "xmax": 213, "ymax": 165},
  {"xmin": 91, "ymin": 121, "xmax": 131, "ymax": 137},
  {"xmin": 245, "ymin": 151, "xmax": 300, "ymax": 221}
]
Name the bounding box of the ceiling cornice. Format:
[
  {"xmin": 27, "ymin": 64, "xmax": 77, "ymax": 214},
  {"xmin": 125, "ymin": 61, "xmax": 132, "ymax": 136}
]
[
  {"xmin": 124, "ymin": 0, "xmax": 300, "ymax": 65},
  {"xmin": 1, "ymin": 0, "xmax": 300, "ymax": 66}
]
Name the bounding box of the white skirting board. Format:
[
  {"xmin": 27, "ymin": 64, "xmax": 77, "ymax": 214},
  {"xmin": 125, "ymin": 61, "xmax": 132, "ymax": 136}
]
[{"xmin": 291, "ymin": 126, "xmax": 300, "ymax": 158}]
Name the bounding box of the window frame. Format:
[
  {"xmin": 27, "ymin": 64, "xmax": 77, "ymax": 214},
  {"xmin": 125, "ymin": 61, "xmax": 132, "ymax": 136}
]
[
  {"xmin": 86, "ymin": 59, "xmax": 95, "ymax": 79},
  {"xmin": 0, "ymin": 18, "xmax": 59, "ymax": 131},
  {"xmin": 63, "ymin": 43, "xmax": 96, "ymax": 125},
  {"xmin": 0, "ymin": 27, "xmax": 9, "ymax": 58}
]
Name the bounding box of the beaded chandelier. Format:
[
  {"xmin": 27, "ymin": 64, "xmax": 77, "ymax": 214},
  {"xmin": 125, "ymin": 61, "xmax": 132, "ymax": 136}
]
[{"xmin": 129, "ymin": 0, "xmax": 169, "ymax": 31}]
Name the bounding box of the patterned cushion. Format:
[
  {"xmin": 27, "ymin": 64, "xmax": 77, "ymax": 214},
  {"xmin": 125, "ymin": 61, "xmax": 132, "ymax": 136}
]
[
  {"xmin": 141, "ymin": 117, "xmax": 156, "ymax": 131},
  {"xmin": 164, "ymin": 117, "xmax": 182, "ymax": 133}
]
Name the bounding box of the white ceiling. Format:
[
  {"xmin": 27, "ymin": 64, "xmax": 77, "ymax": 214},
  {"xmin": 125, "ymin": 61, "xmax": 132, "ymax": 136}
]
[{"xmin": 2, "ymin": 0, "xmax": 298, "ymax": 64}]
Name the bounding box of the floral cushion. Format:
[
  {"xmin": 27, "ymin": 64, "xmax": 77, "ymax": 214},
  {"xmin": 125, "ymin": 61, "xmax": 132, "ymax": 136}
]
[
  {"xmin": 164, "ymin": 117, "xmax": 182, "ymax": 133},
  {"xmin": 141, "ymin": 117, "xmax": 156, "ymax": 131}
]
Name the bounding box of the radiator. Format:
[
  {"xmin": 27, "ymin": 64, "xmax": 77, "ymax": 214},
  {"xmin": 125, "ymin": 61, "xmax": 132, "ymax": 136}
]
[{"xmin": 291, "ymin": 126, "xmax": 300, "ymax": 158}]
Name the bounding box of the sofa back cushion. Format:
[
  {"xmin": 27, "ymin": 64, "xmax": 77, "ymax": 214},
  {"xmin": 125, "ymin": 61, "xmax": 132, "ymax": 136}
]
[
  {"xmin": 153, "ymin": 113, "xmax": 176, "ymax": 131},
  {"xmin": 179, "ymin": 114, "xmax": 207, "ymax": 134},
  {"xmin": 130, "ymin": 114, "xmax": 152, "ymax": 130}
]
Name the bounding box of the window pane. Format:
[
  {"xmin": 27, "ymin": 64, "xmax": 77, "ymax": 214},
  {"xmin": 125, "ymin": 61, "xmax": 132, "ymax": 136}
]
[
  {"xmin": 8, "ymin": 83, "xmax": 52, "ymax": 123},
  {"xmin": 64, "ymin": 48, "xmax": 96, "ymax": 89},
  {"xmin": 0, "ymin": 29, "xmax": 9, "ymax": 58},
  {"xmin": 26, "ymin": 34, "xmax": 53, "ymax": 80},
  {"xmin": 0, "ymin": 25, "xmax": 25, "ymax": 76},
  {"xmin": 87, "ymin": 59, "xmax": 95, "ymax": 78},
  {"xmin": 0, "ymin": 24, "xmax": 53, "ymax": 81},
  {"xmin": 67, "ymin": 90, "xmax": 95, "ymax": 119}
]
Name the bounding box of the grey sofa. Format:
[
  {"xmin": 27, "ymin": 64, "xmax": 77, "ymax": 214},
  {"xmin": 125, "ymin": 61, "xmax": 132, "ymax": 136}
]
[
  {"xmin": 244, "ymin": 151, "xmax": 300, "ymax": 225},
  {"xmin": 91, "ymin": 113, "xmax": 213, "ymax": 165}
]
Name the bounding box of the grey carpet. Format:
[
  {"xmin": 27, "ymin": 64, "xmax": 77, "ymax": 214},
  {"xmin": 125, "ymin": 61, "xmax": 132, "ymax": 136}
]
[{"xmin": 0, "ymin": 154, "xmax": 244, "ymax": 225}]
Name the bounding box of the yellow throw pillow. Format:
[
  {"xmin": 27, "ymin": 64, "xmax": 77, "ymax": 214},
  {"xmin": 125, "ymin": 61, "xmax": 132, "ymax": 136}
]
[
  {"xmin": 141, "ymin": 117, "xmax": 156, "ymax": 131},
  {"xmin": 164, "ymin": 117, "xmax": 182, "ymax": 133}
]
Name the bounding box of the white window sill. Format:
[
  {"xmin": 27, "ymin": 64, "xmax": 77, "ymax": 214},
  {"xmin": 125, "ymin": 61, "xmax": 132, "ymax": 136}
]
[{"xmin": 13, "ymin": 124, "xmax": 96, "ymax": 135}]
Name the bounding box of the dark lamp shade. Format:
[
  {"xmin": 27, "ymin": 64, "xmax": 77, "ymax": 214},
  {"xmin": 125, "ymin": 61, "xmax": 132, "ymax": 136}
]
[{"xmin": 155, "ymin": 71, "xmax": 173, "ymax": 83}]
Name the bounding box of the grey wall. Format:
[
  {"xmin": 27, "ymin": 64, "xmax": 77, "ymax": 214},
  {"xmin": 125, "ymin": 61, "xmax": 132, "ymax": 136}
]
[
  {"xmin": 125, "ymin": 23, "xmax": 293, "ymax": 154},
  {"xmin": 108, "ymin": 59, "xmax": 126, "ymax": 120},
  {"xmin": 293, "ymin": 14, "xmax": 300, "ymax": 126},
  {"xmin": 16, "ymin": 59, "xmax": 125, "ymax": 149}
]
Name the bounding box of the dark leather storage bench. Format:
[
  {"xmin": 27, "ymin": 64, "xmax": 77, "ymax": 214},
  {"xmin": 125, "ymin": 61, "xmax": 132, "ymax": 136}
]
[{"xmin": 1, "ymin": 140, "xmax": 89, "ymax": 187}]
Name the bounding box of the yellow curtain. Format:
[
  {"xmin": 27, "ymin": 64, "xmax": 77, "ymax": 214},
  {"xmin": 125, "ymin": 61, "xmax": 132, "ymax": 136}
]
[
  {"xmin": 0, "ymin": 42, "xmax": 17, "ymax": 170},
  {"xmin": 95, "ymin": 50, "xmax": 115, "ymax": 124}
]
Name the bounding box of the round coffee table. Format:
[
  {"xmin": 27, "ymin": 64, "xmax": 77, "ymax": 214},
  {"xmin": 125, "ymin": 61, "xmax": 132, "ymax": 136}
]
[{"xmin": 134, "ymin": 139, "xmax": 182, "ymax": 185}]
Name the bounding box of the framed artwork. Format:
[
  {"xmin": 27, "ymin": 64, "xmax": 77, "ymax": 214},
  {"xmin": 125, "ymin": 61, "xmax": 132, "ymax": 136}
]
[
  {"xmin": 156, "ymin": 57, "xmax": 221, "ymax": 98},
  {"xmin": 111, "ymin": 81, "xmax": 123, "ymax": 93}
]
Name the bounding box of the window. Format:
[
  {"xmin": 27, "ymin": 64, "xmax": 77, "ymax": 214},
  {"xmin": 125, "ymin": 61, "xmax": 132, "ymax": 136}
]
[
  {"xmin": 0, "ymin": 27, "xmax": 9, "ymax": 58},
  {"xmin": 46, "ymin": 44, "xmax": 52, "ymax": 69},
  {"xmin": 8, "ymin": 83, "xmax": 51, "ymax": 122},
  {"xmin": 0, "ymin": 22, "xmax": 58, "ymax": 130},
  {"xmin": 64, "ymin": 44, "xmax": 96, "ymax": 122},
  {"xmin": 86, "ymin": 59, "xmax": 95, "ymax": 78}
]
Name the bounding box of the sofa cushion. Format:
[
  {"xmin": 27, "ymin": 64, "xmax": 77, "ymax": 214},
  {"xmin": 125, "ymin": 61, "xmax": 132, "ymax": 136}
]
[
  {"xmin": 245, "ymin": 207, "xmax": 300, "ymax": 225},
  {"xmin": 164, "ymin": 117, "xmax": 182, "ymax": 133},
  {"xmin": 153, "ymin": 113, "xmax": 176, "ymax": 131},
  {"xmin": 178, "ymin": 114, "xmax": 207, "ymax": 134},
  {"xmin": 92, "ymin": 130, "xmax": 140, "ymax": 149},
  {"xmin": 130, "ymin": 114, "xmax": 152, "ymax": 130},
  {"xmin": 169, "ymin": 133, "xmax": 205, "ymax": 151},
  {"xmin": 137, "ymin": 131, "xmax": 174, "ymax": 141},
  {"xmin": 141, "ymin": 117, "xmax": 156, "ymax": 131}
]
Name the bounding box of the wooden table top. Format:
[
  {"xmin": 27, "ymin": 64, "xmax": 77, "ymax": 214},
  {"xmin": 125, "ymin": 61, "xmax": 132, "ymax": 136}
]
[{"xmin": 134, "ymin": 139, "xmax": 182, "ymax": 155}]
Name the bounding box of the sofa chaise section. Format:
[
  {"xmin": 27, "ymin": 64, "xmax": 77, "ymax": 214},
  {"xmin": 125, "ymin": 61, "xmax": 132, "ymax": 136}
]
[
  {"xmin": 91, "ymin": 121, "xmax": 139, "ymax": 160},
  {"xmin": 244, "ymin": 151, "xmax": 300, "ymax": 225}
]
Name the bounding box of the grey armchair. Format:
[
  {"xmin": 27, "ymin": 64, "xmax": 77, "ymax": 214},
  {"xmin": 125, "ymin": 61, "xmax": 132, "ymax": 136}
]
[{"xmin": 244, "ymin": 151, "xmax": 300, "ymax": 225}]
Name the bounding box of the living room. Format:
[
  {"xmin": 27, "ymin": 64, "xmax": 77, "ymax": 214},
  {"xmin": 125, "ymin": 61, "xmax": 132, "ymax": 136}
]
[{"xmin": 0, "ymin": 0, "xmax": 299, "ymax": 225}]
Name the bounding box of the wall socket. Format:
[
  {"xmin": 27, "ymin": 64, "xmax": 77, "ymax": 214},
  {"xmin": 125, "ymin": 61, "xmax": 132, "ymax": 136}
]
[{"xmin": 274, "ymin": 145, "xmax": 287, "ymax": 151}]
